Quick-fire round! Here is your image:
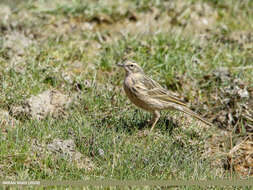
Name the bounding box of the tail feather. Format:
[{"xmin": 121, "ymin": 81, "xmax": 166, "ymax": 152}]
[{"xmin": 180, "ymin": 107, "xmax": 213, "ymax": 126}]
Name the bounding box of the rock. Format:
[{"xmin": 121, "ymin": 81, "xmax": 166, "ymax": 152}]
[
  {"xmin": 47, "ymin": 139, "xmax": 94, "ymax": 170},
  {"xmin": 3, "ymin": 31, "xmax": 33, "ymax": 56},
  {"xmin": 98, "ymin": 148, "xmax": 105, "ymax": 157},
  {"xmin": 238, "ymin": 88, "xmax": 249, "ymax": 99},
  {"xmin": 30, "ymin": 138, "xmax": 95, "ymax": 170},
  {"xmin": 11, "ymin": 90, "xmax": 72, "ymax": 120},
  {"xmin": 47, "ymin": 139, "xmax": 76, "ymax": 157}
]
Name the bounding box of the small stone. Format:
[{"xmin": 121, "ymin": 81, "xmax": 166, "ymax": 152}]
[
  {"xmin": 238, "ymin": 88, "xmax": 249, "ymax": 99},
  {"xmin": 3, "ymin": 31, "xmax": 33, "ymax": 56},
  {"xmin": 11, "ymin": 90, "xmax": 72, "ymax": 120},
  {"xmin": 98, "ymin": 148, "xmax": 105, "ymax": 157}
]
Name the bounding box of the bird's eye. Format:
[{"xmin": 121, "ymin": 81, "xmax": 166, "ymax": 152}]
[{"xmin": 130, "ymin": 64, "xmax": 134, "ymax": 67}]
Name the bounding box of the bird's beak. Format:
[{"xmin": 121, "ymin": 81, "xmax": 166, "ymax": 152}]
[{"xmin": 116, "ymin": 62, "xmax": 124, "ymax": 67}]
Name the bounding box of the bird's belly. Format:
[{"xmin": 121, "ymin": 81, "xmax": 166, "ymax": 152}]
[{"xmin": 123, "ymin": 85, "xmax": 148, "ymax": 110}]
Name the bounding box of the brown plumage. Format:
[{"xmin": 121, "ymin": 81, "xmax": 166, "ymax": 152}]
[{"xmin": 117, "ymin": 60, "xmax": 213, "ymax": 131}]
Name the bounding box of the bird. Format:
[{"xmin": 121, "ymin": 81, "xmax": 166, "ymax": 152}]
[{"xmin": 117, "ymin": 60, "xmax": 213, "ymax": 131}]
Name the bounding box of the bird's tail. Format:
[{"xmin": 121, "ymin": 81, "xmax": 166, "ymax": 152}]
[{"xmin": 180, "ymin": 107, "xmax": 213, "ymax": 126}]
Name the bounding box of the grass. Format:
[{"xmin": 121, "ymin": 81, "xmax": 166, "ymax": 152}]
[{"xmin": 0, "ymin": 0, "xmax": 252, "ymax": 189}]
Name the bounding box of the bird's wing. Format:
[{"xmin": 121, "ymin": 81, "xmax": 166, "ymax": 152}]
[{"xmin": 135, "ymin": 75, "xmax": 187, "ymax": 107}]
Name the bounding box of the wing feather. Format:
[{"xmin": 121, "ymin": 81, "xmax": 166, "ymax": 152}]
[{"xmin": 136, "ymin": 75, "xmax": 187, "ymax": 107}]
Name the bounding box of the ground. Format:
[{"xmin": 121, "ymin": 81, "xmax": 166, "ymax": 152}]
[{"xmin": 0, "ymin": 0, "xmax": 252, "ymax": 189}]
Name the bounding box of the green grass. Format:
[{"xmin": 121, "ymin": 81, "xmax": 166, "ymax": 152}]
[{"xmin": 0, "ymin": 0, "xmax": 252, "ymax": 189}]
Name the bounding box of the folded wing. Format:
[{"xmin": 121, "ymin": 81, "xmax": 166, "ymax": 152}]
[{"xmin": 134, "ymin": 75, "xmax": 187, "ymax": 107}]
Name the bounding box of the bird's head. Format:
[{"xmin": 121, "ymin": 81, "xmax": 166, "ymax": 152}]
[{"xmin": 117, "ymin": 60, "xmax": 144, "ymax": 75}]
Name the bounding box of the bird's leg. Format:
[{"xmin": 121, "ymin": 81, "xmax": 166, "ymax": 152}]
[{"xmin": 150, "ymin": 110, "xmax": 160, "ymax": 132}]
